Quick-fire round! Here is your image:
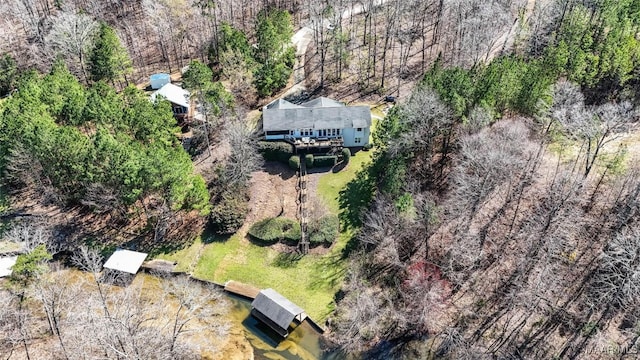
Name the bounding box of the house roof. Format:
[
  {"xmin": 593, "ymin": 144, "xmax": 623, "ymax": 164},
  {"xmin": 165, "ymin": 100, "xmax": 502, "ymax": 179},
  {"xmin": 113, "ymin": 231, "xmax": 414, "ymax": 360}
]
[
  {"xmin": 264, "ymin": 98, "xmax": 304, "ymax": 110},
  {"xmin": 0, "ymin": 256, "xmax": 18, "ymax": 278},
  {"xmin": 151, "ymin": 83, "xmax": 190, "ymax": 108},
  {"xmin": 103, "ymin": 249, "xmax": 148, "ymax": 274},
  {"xmin": 300, "ymin": 97, "xmax": 344, "ymax": 108},
  {"xmin": 263, "ymin": 97, "xmax": 371, "ymax": 131},
  {"xmin": 251, "ymin": 288, "xmax": 305, "ymax": 333}
]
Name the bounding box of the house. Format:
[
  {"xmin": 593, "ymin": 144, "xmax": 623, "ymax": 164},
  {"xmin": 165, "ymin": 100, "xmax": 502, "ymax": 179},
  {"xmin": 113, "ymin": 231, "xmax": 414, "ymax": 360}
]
[
  {"xmin": 150, "ymin": 73, "xmax": 171, "ymax": 90},
  {"xmin": 103, "ymin": 249, "xmax": 148, "ymax": 275},
  {"xmin": 150, "ymin": 83, "xmax": 192, "ymax": 121},
  {"xmin": 251, "ymin": 288, "xmax": 307, "ymax": 337},
  {"xmin": 262, "ymin": 97, "xmax": 371, "ymax": 148}
]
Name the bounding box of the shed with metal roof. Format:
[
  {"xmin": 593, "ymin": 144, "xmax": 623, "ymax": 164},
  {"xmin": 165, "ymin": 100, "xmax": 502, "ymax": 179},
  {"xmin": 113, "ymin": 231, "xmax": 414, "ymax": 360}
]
[
  {"xmin": 103, "ymin": 249, "xmax": 148, "ymax": 275},
  {"xmin": 250, "ymin": 288, "xmax": 307, "ymax": 337}
]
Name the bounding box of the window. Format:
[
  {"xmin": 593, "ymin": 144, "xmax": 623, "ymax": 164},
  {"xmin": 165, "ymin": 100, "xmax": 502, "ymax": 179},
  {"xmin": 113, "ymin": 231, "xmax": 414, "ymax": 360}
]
[
  {"xmin": 356, "ymin": 127, "xmax": 363, "ymax": 132},
  {"xmin": 355, "ymin": 137, "xmax": 362, "ymax": 144},
  {"xmin": 290, "ymin": 130, "xmax": 295, "ymax": 136},
  {"xmin": 174, "ymin": 106, "xmax": 185, "ymax": 114},
  {"xmin": 337, "ymin": 129, "xmax": 341, "ymax": 136}
]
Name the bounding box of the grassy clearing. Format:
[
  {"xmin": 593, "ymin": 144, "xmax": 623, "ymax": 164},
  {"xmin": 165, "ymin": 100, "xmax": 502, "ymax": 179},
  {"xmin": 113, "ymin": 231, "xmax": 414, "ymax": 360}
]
[
  {"xmin": 156, "ymin": 237, "xmax": 204, "ymax": 273},
  {"xmin": 191, "ymin": 234, "xmax": 346, "ymax": 320},
  {"xmin": 316, "ymin": 150, "xmax": 373, "ymax": 214}
]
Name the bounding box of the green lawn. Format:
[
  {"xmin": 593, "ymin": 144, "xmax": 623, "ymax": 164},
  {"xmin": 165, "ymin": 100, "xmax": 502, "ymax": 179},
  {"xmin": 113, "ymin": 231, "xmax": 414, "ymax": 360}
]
[
  {"xmin": 157, "ymin": 112, "xmax": 381, "ymax": 322},
  {"xmin": 316, "ymin": 150, "xmax": 374, "ymax": 214}
]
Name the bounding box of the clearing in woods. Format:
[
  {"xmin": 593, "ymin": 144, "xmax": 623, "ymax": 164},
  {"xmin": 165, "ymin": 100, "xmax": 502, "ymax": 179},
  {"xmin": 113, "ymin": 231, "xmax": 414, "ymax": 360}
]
[{"xmin": 159, "ymin": 113, "xmax": 381, "ymax": 321}]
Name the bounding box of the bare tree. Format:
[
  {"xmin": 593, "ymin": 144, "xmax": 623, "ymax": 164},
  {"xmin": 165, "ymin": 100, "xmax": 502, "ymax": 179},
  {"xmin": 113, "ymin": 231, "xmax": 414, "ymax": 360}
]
[
  {"xmin": 45, "ymin": 10, "xmax": 98, "ymax": 82},
  {"xmin": 590, "ymin": 226, "xmax": 640, "ymax": 308},
  {"xmin": 30, "ymin": 268, "xmax": 81, "ymax": 359},
  {"xmin": 221, "ymin": 116, "xmax": 263, "ymax": 185},
  {"xmin": 160, "ymin": 275, "xmax": 230, "ymax": 354},
  {"xmin": 392, "ymin": 86, "xmax": 454, "ymax": 179},
  {"xmin": 440, "ymin": 0, "xmax": 514, "ymax": 67},
  {"xmin": 550, "ymin": 80, "xmax": 636, "ymax": 177}
]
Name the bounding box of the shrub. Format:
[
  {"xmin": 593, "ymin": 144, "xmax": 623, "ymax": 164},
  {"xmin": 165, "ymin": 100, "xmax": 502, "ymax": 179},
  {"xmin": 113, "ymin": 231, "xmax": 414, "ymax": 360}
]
[
  {"xmin": 341, "ymin": 148, "xmax": 351, "ymax": 164},
  {"xmin": 248, "ymin": 217, "xmax": 301, "ymax": 244},
  {"xmin": 308, "ymin": 215, "xmax": 339, "ymax": 246},
  {"xmin": 288, "ymin": 155, "xmax": 300, "ymax": 170},
  {"xmin": 313, "ymin": 155, "xmax": 337, "ymax": 167},
  {"xmin": 305, "ymin": 154, "xmax": 314, "ymax": 168},
  {"xmin": 209, "ymin": 185, "xmax": 249, "ymax": 234},
  {"xmin": 362, "ymin": 143, "xmax": 373, "ymax": 151},
  {"xmin": 258, "ymin": 141, "xmax": 293, "ymax": 163}
]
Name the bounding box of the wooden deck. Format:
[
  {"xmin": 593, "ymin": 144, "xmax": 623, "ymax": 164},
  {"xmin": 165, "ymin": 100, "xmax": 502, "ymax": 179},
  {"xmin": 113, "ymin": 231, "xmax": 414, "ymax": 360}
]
[
  {"xmin": 224, "ymin": 280, "xmax": 261, "ymax": 299},
  {"xmin": 141, "ymin": 259, "xmax": 178, "ymax": 273},
  {"xmin": 285, "ymin": 136, "xmax": 344, "ymax": 152}
]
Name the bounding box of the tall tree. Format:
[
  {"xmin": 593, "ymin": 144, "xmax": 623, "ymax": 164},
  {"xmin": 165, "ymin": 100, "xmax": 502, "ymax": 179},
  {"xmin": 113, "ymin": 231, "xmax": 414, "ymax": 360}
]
[
  {"xmin": 88, "ymin": 23, "xmax": 132, "ymax": 85},
  {"xmin": 45, "ymin": 11, "xmax": 98, "ymax": 83},
  {"xmin": 253, "ymin": 9, "xmax": 295, "ymax": 97},
  {"xmin": 0, "ymin": 54, "xmax": 18, "ymax": 97}
]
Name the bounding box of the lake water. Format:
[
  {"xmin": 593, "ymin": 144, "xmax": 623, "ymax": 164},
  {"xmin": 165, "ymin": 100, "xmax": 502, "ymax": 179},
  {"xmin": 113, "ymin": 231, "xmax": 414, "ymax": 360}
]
[{"xmin": 225, "ymin": 293, "xmax": 336, "ymax": 360}]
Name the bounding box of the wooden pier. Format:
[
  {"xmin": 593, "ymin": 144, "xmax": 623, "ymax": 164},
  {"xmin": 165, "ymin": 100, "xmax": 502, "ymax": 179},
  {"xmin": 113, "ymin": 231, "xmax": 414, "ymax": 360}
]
[{"xmin": 224, "ymin": 280, "xmax": 261, "ymax": 299}]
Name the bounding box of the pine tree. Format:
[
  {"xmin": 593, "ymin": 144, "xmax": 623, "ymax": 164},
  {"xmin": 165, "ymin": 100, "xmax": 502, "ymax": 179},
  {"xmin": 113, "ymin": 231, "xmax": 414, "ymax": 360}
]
[{"xmin": 88, "ymin": 23, "xmax": 132, "ymax": 84}]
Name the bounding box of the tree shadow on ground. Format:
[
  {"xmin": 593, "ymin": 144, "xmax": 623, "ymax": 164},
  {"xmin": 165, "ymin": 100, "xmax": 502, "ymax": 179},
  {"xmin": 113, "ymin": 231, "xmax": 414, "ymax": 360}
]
[
  {"xmin": 309, "ymin": 252, "xmax": 347, "ymax": 291},
  {"xmin": 262, "ymin": 161, "xmax": 296, "ymax": 180},
  {"xmin": 337, "ymin": 167, "xmax": 376, "ymax": 258},
  {"xmin": 200, "ymin": 224, "xmax": 232, "ymax": 244},
  {"xmin": 271, "ymin": 252, "xmax": 303, "ymax": 268}
]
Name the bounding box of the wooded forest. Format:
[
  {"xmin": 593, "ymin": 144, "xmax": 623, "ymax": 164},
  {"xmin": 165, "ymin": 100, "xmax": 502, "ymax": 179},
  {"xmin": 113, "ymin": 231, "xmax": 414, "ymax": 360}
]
[{"xmin": 2, "ymin": 0, "xmax": 640, "ymax": 359}]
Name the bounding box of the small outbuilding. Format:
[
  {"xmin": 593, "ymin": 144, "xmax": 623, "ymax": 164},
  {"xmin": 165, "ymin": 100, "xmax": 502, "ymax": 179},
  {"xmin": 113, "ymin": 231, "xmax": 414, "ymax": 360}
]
[
  {"xmin": 251, "ymin": 288, "xmax": 307, "ymax": 337},
  {"xmin": 103, "ymin": 249, "xmax": 148, "ymax": 275},
  {"xmin": 150, "ymin": 73, "xmax": 171, "ymax": 90},
  {"xmin": 150, "ymin": 83, "xmax": 192, "ymax": 121},
  {"xmin": 0, "ymin": 256, "xmax": 18, "ymax": 278}
]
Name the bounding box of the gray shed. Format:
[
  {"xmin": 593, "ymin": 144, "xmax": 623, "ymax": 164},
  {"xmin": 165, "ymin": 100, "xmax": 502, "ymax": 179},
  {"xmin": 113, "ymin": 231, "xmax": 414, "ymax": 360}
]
[{"xmin": 251, "ymin": 288, "xmax": 307, "ymax": 337}]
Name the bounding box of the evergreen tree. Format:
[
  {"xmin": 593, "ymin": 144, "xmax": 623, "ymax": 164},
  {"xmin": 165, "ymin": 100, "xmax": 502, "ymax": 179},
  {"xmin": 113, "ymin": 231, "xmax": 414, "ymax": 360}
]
[
  {"xmin": 0, "ymin": 54, "xmax": 18, "ymax": 97},
  {"xmin": 88, "ymin": 23, "xmax": 133, "ymax": 84},
  {"xmin": 253, "ymin": 9, "xmax": 295, "ymax": 97}
]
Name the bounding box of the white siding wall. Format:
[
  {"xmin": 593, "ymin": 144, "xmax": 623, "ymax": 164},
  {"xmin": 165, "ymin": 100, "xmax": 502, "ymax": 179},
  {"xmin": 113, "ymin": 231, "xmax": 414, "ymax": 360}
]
[{"xmin": 343, "ymin": 127, "xmax": 369, "ymax": 147}]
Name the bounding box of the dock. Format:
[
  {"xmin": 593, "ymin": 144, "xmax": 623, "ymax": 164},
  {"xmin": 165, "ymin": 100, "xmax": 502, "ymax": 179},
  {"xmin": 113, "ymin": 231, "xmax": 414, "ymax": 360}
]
[
  {"xmin": 224, "ymin": 280, "xmax": 261, "ymax": 299},
  {"xmin": 140, "ymin": 259, "xmax": 178, "ymax": 273}
]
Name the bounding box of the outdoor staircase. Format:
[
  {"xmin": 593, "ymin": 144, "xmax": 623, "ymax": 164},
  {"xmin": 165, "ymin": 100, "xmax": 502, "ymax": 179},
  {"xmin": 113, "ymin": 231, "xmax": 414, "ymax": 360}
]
[{"xmin": 298, "ymin": 154, "xmax": 309, "ymax": 254}]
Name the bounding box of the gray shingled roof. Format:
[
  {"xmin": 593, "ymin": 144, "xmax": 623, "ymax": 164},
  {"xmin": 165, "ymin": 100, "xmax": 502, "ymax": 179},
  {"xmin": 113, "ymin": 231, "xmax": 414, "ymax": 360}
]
[
  {"xmin": 263, "ymin": 97, "xmax": 371, "ymax": 131},
  {"xmin": 301, "ymin": 97, "xmax": 344, "ymax": 108},
  {"xmin": 251, "ymin": 288, "xmax": 304, "ymax": 333},
  {"xmin": 265, "ymin": 98, "xmax": 303, "ymax": 110}
]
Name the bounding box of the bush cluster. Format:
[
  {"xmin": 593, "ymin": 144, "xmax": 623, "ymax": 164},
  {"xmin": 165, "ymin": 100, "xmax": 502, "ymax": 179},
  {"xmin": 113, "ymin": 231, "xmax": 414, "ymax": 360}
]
[
  {"xmin": 258, "ymin": 141, "xmax": 293, "ymax": 163},
  {"xmin": 305, "ymin": 154, "xmax": 314, "ymax": 168},
  {"xmin": 288, "ymin": 155, "xmax": 300, "ymax": 170},
  {"xmin": 313, "ymin": 155, "xmax": 337, "ymax": 167},
  {"xmin": 308, "ymin": 215, "xmax": 339, "ymax": 246},
  {"xmin": 341, "ymin": 148, "xmax": 351, "ymax": 164},
  {"xmin": 248, "ymin": 217, "xmax": 301, "ymax": 244},
  {"xmin": 209, "ymin": 185, "xmax": 249, "ymax": 234}
]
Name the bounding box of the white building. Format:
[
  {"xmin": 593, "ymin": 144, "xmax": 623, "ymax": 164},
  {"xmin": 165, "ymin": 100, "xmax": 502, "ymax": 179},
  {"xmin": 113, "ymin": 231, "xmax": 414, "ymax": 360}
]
[
  {"xmin": 150, "ymin": 83, "xmax": 192, "ymax": 121},
  {"xmin": 262, "ymin": 97, "xmax": 371, "ymax": 148}
]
